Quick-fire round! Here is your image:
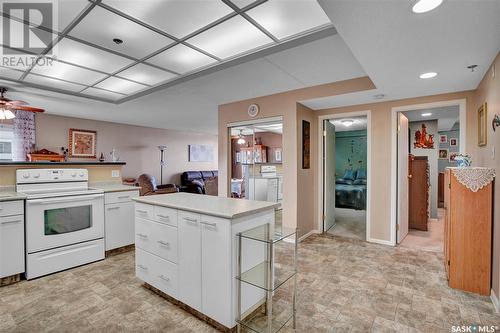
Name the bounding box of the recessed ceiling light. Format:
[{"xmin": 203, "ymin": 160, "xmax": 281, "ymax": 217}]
[
  {"xmin": 341, "ymin": 119, "xmax": 354, "ymax": 127},
  {"xmin": 419, "ymin": 72, "xmax": 437, "ymax": 79},
  {"xmin": 412, "ymin": 0, "xmax": 443, "ymax": 13},
  {"xmin": 373, "ymin": 93, "xmax": 386, "ymax": 100},
  {"xmin": 113, "ymin": 38, "xmax": 123, "ymax": 45},
  {"xmin": 422, "ymin": 113, "xmax": 432, "ymax": 117}
]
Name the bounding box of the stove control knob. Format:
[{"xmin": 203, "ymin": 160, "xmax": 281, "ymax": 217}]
[
  {"xmin": 33, "ymin": 173, "xmax": 40, "ymax": 179},
  {"xmin": 71, "ymin": 172, "xmax": 77, "ymax": 177},
  {"xmin": 22, "ymin": 172, "xmax": 30, "ymax": 179},
  {"xmin": 79, "ymin": 172, "xmax": 85, "ymax": 177}
]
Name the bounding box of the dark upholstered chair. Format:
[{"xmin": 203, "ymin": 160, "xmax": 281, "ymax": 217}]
[
  {"xmin": 137, "ymin": 174, "xmax": 178, "ymax": 196},
  {"xmin": 180, "ymin": 171, "xmax": 218, "ymax": 195}
]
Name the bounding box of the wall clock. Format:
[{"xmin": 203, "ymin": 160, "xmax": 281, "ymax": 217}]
[{"xmin": 248, "ymin": 104, "xmax": 259, "ymax": 118}]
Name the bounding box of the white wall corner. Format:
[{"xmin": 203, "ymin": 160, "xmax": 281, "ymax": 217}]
[
  {"xmin": 491, "ymin": 289, "xmax": 500, "ymax": 313},
  {"xmin": 367, "ymin": 237, "xmax": 395, "ymax": 247}
]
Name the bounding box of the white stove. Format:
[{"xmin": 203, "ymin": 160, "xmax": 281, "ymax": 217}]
[{"xmin": 16, "ymin": 169, "xmax": 105, "ymax": 279}]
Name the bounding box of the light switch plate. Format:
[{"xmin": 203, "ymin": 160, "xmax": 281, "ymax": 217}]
[{"xmin": 111, "ymin": 170, "xmax": 120, "ymax": 178}]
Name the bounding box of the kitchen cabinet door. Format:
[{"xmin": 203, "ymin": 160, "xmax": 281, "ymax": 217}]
[
  {"xmin": 105, "ymin": 201, "xmax": 135, "ymax": 251},
  {"xmin": 0, "ymin": 215, "xmax": 25, "ymax": 278},
  {"xmin": 201, "ymin": 215, "xmax": 231, "ymax": 327}
]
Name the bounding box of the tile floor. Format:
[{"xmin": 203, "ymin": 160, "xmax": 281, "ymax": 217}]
[
  {"xmin": 327, "ymin": 208, "xmax": 366, "ymax": 241},
  {"xmin": 400, "ymin": 209, "xmax": 444, "ymax": 252},
  {"xmin": 1, "ymin": 234, "xmax": 499, "ymax": 333}
]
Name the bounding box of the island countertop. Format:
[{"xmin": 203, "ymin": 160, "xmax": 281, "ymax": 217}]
[{"xmin": 133, "ymin": 192, "xmax": 278, "ymax": 219}]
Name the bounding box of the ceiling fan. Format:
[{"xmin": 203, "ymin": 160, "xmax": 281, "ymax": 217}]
[{"xmin": 0, "ymin": 87, "xmax": 45, "ymax": 120}]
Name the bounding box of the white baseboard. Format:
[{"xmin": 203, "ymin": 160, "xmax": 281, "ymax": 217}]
[
  {"xmin": 366, "ymin": 237, "xmax": 395, "ymax": 246},
  {"xmin": 299, "ymin": 229, "xmax": 320, "ymax": 242},
  {"xmin": 491, "ymin": 289, "xmax": 499, "ymax": 313}
]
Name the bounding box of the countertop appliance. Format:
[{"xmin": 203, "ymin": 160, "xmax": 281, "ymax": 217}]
[{"xmin": 16, "ymin": 168, "xmax": 105, "ymax": 279}]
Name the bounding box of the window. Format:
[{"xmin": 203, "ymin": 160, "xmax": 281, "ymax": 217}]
[{"xmin": 0, "ymin": 123, "xmax": 13, "ymax": 161}]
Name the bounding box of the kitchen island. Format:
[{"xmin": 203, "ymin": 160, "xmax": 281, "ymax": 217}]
[{"xmin": 133, "ymin": 193, "xmax": 278, "ymax": 331}]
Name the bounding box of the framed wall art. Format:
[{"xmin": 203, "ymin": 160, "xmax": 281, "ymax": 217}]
[
  {"xmin": 478, "ymin": 102, "xmax": 487, "ymax": 146},
  {"xmin": 69, "ymin": 128, "xmax": 96, "ymax": 158},
  {"xmin": 302, "ymin": 120, "xmax": 310, "ymax": 169}
]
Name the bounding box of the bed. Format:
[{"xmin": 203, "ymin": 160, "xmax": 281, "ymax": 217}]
[{"xmin": 335, "ymin": 170, "xmax": 367, "ymax": 210}]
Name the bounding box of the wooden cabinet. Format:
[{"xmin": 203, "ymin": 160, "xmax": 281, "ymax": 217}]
[
  {"xmin": 408, "ymin": 155, "xmax": 429, "ymax": 231},
  {"xmin": 0, "ymin": 200, "xmax": 25, "ymax": 279},
  {"xmin": 444, "ymin": 169, "xmax": 493, "ymax": 295},
  {"xmin": 104, "ymin": 190, "xmax": 139, "ymax": 251}
]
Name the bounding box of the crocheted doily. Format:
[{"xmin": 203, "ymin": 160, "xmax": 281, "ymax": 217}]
[{"xmin": 450, "ymin": 167, "xmax": 495, "ymax": 192}]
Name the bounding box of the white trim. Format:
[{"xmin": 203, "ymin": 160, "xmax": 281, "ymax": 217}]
[
  {"xmin": 317, "ymin": 110, "xmax": 372, "ymax": 243},
  {"xmin": 227, "ymin": 116, "xmax": 284, "ymax": 128},
  {"xmin": 491, "ymin": 289, "xmax": 500, "ymax": 313},
  {"xmin": 366, "ymin": 237, "xmax": 394, "ymax": 246},
  {"xmin": 299, "ymin": 229, "xmax": 320, "ymax": 242},
  {"xmin": 390, "ymin": 99, "xmax": 467, "ymax": 246}
]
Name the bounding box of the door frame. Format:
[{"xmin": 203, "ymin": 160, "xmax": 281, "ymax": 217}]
[
  {"xmin": 390, "ymin": 99, "xmax": 467, "ymax": 246},
  {"xmin": 317, "ymin": 110, "xmax": 372, "ymax": 242}
]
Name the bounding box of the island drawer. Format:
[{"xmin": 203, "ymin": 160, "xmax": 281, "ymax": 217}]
[
  {"xmin": 0, "ymin": 200, "xmax": 23, "ymax": 217},
  {"xmin": 154, "ymin": 206, "xmax": 177, "ymax": 227},
  {"xmin": 136, "ymin": 218, "xmax": 178, "ymax": 263},
  {"xmin": 135, "ymin": 203, "xmax": 154, "ymax": 220},
  {"xmin": 105, "ymin": 190, "xmax": 139, "ymax": 205},
  {"xmin": 136, "ymin": 248, "xmax": 178, "ymax": 298},
  {"xmin": 178, "ymin": 211, "xmax": 201, "ymax": 225}
]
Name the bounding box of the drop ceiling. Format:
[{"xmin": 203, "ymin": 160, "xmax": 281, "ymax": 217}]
[{"xmin": 0, "ymin": 0, "xmax": 333, "ymax": 103}]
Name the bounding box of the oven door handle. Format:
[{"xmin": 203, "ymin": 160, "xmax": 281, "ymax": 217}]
[{"xmin": 27, "ymin": 194, "xmax": 104, "ymax": 205}]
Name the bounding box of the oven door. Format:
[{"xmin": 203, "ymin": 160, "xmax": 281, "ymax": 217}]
[{"xmin": 26, "ymin": 193, "xmax": 104, "ymax": 253}]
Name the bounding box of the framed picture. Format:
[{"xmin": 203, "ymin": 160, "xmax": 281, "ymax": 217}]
[
  {"xmin": 439, "ymin": 135, "xmax": 448, "ymax": 143},
  {"xmin": 449, "ymin": 138, "xmax": 458, "ymax": 147},
  {"xmin": 478, "ymin": 102, "xmax": 487, "ymax": 146},
  {"xmin": 274, "ymin": 148, "xmax": 282, "ymax": 162},
  {"xmin": 189, "ymin": 144, "xmax": 214, "ymax": 162},
  {"xmin": 449, "ymin": 152, "xmax": 459, "ymax": 163},
  {"xmin": 302, "ymin": 120, "xmax": 310, "ymax": 169},
  {"xmin": 236, "ymin": 152, "xmax": 241, "ymax": 163},
  {"xmin": 69, "ymin": 128, "xmax": 96, "ymax": 158},
  {"xmin": 439, "ymin": 149, "xmax": 449, "ymax": 159}
]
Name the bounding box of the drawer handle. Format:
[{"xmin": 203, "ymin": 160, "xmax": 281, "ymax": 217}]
[
  {"xmin": 137, "ymin": 210, "xmax": 148, "ymax": 214},
  {"xmin": 118, "ymin": 196, "xmax": 129, "ymax": 199},
  {"xmin": 157, "ymin": 214, "xmax": 170, "ymax": 220},
  {"xmin": 200, "ymin": 221, "xmax": 217, "ymax": 227},
  {"xmin": 136, "ymin": 233, "xmax": 148, "ymax": 238},
  {"xmin": 1, "ymin": 219, "xmax": 22, "ymax": 225},
  {"xmin": 137, "ymin": 264, "xmax": 148, "ymax": 270},
  {"xmin": 157, "ymin": 240, "xmax": 170, "ymax": 247},
  {"xmin": 107, "ymin": 207, "xmax": 120, "ymax": 211},
  {"xmin": 183, "ymin": 217, "xmax": 197, "ymax": 222},
  {"xmin": 158, "ymin": 275, "xmax": 170, "ymax": 282}
]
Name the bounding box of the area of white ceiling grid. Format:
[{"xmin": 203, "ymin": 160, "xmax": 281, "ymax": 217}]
[
  {"xmin": 0, "ymin": 0, "xmax": 333, "ymax": 102},
  {"xmin": 301, "ymin": 0, "xmax": 500, "ymax": 109}
]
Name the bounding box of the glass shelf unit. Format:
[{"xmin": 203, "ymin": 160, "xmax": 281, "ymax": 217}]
[{"xmin": 236, "ymin": 223, "xmax": 297, "ymax": 333}]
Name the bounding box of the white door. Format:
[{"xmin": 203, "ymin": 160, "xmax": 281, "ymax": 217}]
[
  {"xmin": 323, "ymin": 120, "xmax": 336, "ymax": 232},
  {"xmin": 397, "ymin": 114, "xmax": 409, "ymax": 243},
  {"xmin": 0, "ymin": 215, "xmax": 24, "ymax": 277},
  {"xmin": 105, "ymin": 201, "xmax": 135, "ymax": 251}
]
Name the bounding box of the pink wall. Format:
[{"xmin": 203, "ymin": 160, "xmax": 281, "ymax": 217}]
[{"xmin": 35, "ymin": 114, "xmax": 218, "ymax": 185}]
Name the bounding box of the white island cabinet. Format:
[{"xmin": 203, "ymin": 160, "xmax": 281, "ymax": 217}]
[{"xmin": 133, "ymin": 192, "xmax": 278, "ymax": 331}]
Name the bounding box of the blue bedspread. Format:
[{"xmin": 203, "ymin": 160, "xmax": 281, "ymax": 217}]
[{"xmin": 335, "ymin": 184, "xmax": 366, "ymax": 210}]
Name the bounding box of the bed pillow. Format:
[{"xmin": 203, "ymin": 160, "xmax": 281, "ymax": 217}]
[
  {"xmin": 353, "ymin": 179, "xmax": 367, "ymax": 185},
  {"xmin": 336, "ymin": 178, "xmax": 354, "ymax": 185},
  {"xmin": 356, "ymin": 169, "xmax": 367, "ymax": 180},
  {"xmin": 342, "ymin": 169, "xmax": 357, "ymax": 181}
]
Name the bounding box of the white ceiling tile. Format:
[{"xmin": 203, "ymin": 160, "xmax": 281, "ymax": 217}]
[
  {"xmin": 147, "ymin": 44, "xmax": 217, "ymax": 74},
  {"xmin": 69, "ymin": 6, "xmax": 174, "ymax": 59},
  {"xmin": 55, "ymin": 38, "xmax": 134, "ymax": 73},
  {"xmin": 24, "ymin": 74, "xmax": 86, "ymax": 92},
  {"xmin": 0, "ymin": 66, "xmax": 24, "ymax": 80},
  {"xmin": 229, "ymin": 0, "xmax": 256, "ymax": 9},
  {"xmin": 95, "ymin": 76, "xmax": 148, "ymax": 95},
  {"xmin": 246, "ymin": 0, "xmax": 331, "ymax": 40},
  {"xmin": 31, "ymin": 60, "xmax": 107, "ymax": 85},
  {"xmin": 81, "ymin": 87, "xmax": 125, "ymax": 101},
  {"xmin": 117, "ymin": 64, "xmax": 177, "ymax": 85},
  {"xmin": 103, "ymin": 0, "xmax": 233, "ymax": 38},
  {"xmin": 187, "ymin": 15, "xmax": 273, "ymax": 59}
]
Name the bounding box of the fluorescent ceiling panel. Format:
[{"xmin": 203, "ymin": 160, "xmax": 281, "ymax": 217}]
[
  {"xmin": 187, "ymin": 15, "xmax": 273, "ymax": 59},
  {"xmin": 24, "ymin": 74, "xmax": 86, "ymax": 92},
  {"xmin": 81, "ymin": 87, "xmax": 125, "ymax": 101},
  {"xmin": 103, "ymin": 0, "xmax": 233, "ymax": 38},
  {"xmin": 55, "ymin": 38, "xmax": 133, "ymax": 73},
  {"xmin": 95, "ymin": 76, "xmax": 148, "ymax": 95},
  {"xmin": 246, "ymin": 0, "xmax": 331, "ymax": 40},
  {"xmin": 117, "ymin": 63, "xmax": 177, "ymax": 85},
  {"xmin": 0, "ymin": 66, "xmax": 24, "ymax": 80},
  {"xmin": 147, "ymin": 44, "xmax": 217, "ymax": 74},
  {"xmin": 69, "ymin": 6, "xmax": 174, "ymax": 59},
  {"xmin": 31, "ymin": 60, "xmax": 107, "ymax": 85},
  {"xmin": 230, "ymin": 0, "xmax": 257, "ymax": 9}
]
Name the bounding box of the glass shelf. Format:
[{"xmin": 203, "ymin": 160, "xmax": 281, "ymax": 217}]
[
  {"xmin": 237, "ymin": 312, "xmax": 293, "ymax": 333},
  {"xmin": 237, "ymin": 262, "xmax": 296, "ymax": 292},
  {"xmin": 239, "ymin": 224, "xmax": 296, "ymax": 244}
]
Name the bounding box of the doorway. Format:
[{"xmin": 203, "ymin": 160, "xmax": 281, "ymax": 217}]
[
  {"xmin": 393, "ymin": 100, "xmax": 466, "ymax": 250},
  {"xmin": 319, "ymin": 111, "xmax": 371, "ymax": 242}
]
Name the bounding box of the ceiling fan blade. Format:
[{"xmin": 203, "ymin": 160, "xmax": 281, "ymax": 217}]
[
  {"xmin": 13, "ymin": 105, "xmax": 45, "ymax": 113},
  {"xmin": 9, "ymin": 100, "xmax": 28, "ymax": 105}
]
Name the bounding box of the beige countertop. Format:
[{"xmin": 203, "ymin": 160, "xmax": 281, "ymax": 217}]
[
  {"xmin": 133, "ymin": 192, "xmax": 278, "ymax": 219},
  {"xmin": 89, "ymin": 182, "xmax": 140, "ymax": 193},
  {"xmin": 0, "ymin": 187, "xmax": 27, "ymax": 202}
]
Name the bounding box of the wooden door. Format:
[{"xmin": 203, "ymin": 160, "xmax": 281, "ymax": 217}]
[
  {"xmin": 408, "ymin": 155, "xmax": 429, "ymax": 231},
  {"xmin": 438, "ymin": 172, "xmax": 445, "ymax": 208}
]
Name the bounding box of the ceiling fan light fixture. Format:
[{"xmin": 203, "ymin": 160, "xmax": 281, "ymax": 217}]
[
  {"xmin": 237, "ymin": 130, "xmax": 246, "ymax": 145},
  {"xmin": 0, "ymin": 107, "xmax": 15, "ymax": 120},
  {"xmin": 341, "ymin": 119, "xmax": 354, "ymax": 127},
  {"xmin": 412, "ymin": 0, "xmax": 443, "ymax": 13}
]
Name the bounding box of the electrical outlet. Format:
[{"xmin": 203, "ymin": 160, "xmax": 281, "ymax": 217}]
[{"xmin": 111, "ymin": 170, "xmax": 120, "ymax": 178}]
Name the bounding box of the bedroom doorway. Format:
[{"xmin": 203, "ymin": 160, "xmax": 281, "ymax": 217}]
[{"xmin": 321, "ymin": 113, "xmax": 370, "ymax": 241}]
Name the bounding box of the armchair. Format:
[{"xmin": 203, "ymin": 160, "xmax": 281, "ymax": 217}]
[{"xmin": 137, "ymin": 174, "xmax": 179, "ymax": 196}]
